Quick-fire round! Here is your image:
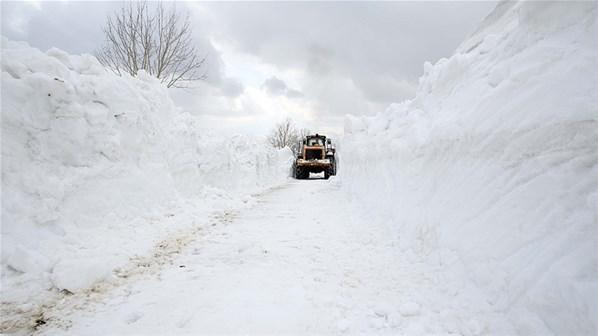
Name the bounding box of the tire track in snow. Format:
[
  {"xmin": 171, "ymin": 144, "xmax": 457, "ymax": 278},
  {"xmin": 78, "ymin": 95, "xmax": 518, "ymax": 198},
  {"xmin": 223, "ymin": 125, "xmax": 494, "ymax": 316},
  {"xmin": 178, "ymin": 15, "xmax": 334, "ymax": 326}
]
[
  {"xmin": 2, "ymin": 184, "xmax": 293, "ymax": 334},
  {"xmin": 1, "ymin": 210, "xmax": 237, "ymax": 334},
  {"xmin": 32, "ymin": 178, "xmax": 510, "ymax": 335}
]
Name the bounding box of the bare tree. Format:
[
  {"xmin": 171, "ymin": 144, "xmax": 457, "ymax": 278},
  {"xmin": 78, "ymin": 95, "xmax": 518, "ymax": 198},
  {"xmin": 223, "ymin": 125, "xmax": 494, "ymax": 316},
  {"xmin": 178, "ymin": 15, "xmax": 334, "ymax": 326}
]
[
  {"xmin": 97, "ymin": 2, "xmax": 206, "ymax": 88},
  {"xmin": 298, "ymin": 128, "xmax": 311, "ymax": 140},
  {"xmin": 268, "ymin": 119, "xmax": 312, "ymax": 153},
  {"xmin": 268, "ymin": 118, "xmax": 299, "ymax": 150}
]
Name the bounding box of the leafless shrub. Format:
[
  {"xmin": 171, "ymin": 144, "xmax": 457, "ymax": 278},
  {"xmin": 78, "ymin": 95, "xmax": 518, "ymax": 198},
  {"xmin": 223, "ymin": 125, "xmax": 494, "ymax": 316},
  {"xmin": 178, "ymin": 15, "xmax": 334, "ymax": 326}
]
[
  {"xmin": 268, "ymin": 118, "xmax": 299, "ymax": 151},
  {"xmin": 298, "ymin": 128, "xmax": 311, "ymax": 141},
  {"xmin": 97, "ymin": 2, "xmax": 206, "ymax": 88}
]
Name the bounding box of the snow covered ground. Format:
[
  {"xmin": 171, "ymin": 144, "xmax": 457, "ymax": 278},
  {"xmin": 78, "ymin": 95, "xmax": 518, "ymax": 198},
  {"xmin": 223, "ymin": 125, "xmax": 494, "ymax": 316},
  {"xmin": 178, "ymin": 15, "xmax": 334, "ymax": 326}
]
[
  {"xmin": 343, "ymin": 1, "xmax": 598, "ymax": 334},
  {"xmin": 27, "ymin": 179, "xmax": 511, "ymax": 335},
  {"xmin": 1, "ymin": 37, "xmax": 292, "ymax": 332}
]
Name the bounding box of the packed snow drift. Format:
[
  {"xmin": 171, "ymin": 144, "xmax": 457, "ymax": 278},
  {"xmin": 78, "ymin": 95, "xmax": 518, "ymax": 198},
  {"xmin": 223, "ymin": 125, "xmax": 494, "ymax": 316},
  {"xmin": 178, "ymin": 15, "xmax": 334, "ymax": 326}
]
[
  {"xmin": 343, "ymin": 1, "xmax": 598, "ymax": 334},
  {"xmin": 1, "ymin": 36, "xmax": 292, "ymax": 319}
]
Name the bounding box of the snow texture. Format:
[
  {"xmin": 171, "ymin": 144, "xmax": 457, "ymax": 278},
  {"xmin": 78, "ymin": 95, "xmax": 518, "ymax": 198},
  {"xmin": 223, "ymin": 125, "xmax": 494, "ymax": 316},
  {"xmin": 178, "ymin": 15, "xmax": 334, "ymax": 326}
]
[
  {"xmin": 1, "ymin": 36, "xmax": 292, "ymax": 316},
  {"xmin": 31, "ymin": 179, "xmax": 508, "ymax": 335},
  {"xmin": 343, "ymin": 2, "xmax": 598, "ymax": 334}
]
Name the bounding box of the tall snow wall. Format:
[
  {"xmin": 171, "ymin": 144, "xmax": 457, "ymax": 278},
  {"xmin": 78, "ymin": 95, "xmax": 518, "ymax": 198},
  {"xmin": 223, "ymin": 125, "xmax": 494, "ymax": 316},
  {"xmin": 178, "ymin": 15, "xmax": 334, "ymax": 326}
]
[
  {"xmin": 1, "ymin": 38, "xmax": 292, "ymax": 305},
  {"xmin": 342, "ymin": 2, "xmax": 597, "ymax": 334}
]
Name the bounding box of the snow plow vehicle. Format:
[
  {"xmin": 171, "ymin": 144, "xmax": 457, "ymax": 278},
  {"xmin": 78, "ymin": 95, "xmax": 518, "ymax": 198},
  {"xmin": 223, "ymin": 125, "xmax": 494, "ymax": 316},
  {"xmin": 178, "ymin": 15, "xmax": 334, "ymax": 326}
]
[{"xmin": 293, "ymin": 134, "xmax": 337, "ymax": 179}]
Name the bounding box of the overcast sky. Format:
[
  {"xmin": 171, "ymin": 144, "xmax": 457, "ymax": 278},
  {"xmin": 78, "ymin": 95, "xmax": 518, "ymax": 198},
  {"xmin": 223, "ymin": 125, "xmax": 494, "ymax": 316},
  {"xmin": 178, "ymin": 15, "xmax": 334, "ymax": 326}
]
[{"xmin": 1, "ymin": 1, "xmax": 497, "ymax": 136}]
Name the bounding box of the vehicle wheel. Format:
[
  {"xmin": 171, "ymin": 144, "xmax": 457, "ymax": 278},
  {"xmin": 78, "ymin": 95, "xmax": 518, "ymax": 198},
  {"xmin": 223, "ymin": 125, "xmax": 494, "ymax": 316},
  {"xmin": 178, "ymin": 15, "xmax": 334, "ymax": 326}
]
[
  {"xmin": 331, "ymin": 158, "xmax": 337, "ymax": 175},
  {"xmin": 324, "ymin": 170, "xmax": 330, "ymax": 179}
]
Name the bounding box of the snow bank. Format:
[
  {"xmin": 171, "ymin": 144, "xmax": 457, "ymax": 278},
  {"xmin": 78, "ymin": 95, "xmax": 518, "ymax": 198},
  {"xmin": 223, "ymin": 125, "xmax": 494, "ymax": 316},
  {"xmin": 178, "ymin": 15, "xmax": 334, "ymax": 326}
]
[
  {"xmin": 1, "ymin": 37, "xmax": 292, "ymax": 306},
  {"xmin": 343, "ymin": 2, "xmax": 598, "ymax": 334}
]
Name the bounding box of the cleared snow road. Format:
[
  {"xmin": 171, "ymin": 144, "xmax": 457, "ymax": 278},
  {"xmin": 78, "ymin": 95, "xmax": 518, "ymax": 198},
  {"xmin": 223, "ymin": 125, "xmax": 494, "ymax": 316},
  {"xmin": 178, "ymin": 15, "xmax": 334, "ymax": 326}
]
[{"xmin": 38, "ymin": 178, "xmax": 508, "ymax": 335}]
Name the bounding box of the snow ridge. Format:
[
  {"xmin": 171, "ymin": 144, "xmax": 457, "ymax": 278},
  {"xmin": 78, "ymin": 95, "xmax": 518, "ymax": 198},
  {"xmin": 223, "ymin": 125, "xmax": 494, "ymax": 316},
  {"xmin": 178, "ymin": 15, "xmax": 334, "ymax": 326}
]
[
  {"xmin": 1, "ymin": 37, "xmax": 292, "ymax": 328},
  {"xmin": 342, "ymin": 2, "xmax": 598, "ymax": 334}
]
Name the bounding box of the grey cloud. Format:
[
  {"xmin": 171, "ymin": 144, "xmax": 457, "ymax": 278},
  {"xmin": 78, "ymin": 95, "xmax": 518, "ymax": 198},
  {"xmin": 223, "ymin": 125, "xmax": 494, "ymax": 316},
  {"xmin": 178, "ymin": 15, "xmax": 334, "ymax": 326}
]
[
  {"xmin": 199, "ymin": 2, "xmax": 496, "ymax": 115},
  {"xmin": 352, "ymin": 72, "xmax": 417, "ymax": 103},
  {"xmin": 262, "ymin": 76, "xmax": 303, "ymax": 99},
  {"xmin": 306, "ymin": 44, "xmax": 334, "ymax": 76},
  {"xmin": 220, "ymin": 77, "xmax": 245, "ymax": 97},
  {"xmin": 262, "ymin": 76, "xmax": 287, "ymax": 95},
  {"xmin": 2, "ymin": 1, "xmax": 497, "ymax": 131},
  {"xmin": 286, "ymin": 89, "xmax": 304, "ymax": 99},
  {"xmin": 1, "ymin": 1, "xmax": 113, "ymax": 54}
]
